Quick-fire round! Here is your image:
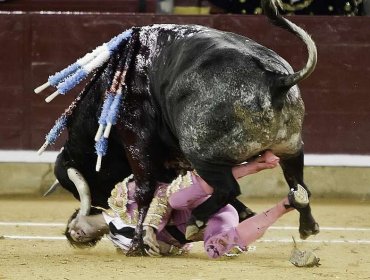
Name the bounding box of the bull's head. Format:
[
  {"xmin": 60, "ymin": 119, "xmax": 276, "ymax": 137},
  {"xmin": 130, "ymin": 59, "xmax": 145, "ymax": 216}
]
[
  {"xmin": 44, "ymin": 149, "xmax": 92, "ymax": 216},
  {"xmin": 44, "ymin": 167, "xmax": 91, "ymax": 216}
]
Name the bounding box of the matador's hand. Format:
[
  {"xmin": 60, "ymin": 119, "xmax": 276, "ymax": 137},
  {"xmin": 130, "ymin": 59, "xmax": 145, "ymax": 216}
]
[{"xmin": 143, "ymin": 225, "xmax": 161, "ymax": 257}]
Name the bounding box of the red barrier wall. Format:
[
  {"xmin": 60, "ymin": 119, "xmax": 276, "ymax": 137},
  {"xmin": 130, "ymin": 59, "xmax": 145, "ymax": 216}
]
[
  {"xmin": 0, "ymin": 12, "xmax": 369, "ymax": 154},
  {"xmin": 0, "ymin": 0, "xmax": 157, "ymax": 12}
]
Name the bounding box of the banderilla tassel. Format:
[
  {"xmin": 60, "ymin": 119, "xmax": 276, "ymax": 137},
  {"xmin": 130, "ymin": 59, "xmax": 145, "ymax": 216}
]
[
  {"xmin": 37, "ymin": 115, "xmax": 67, "ymax": 155},
  {"xmin": 35, "ymin": 29, "xmax": 133, "ymax": 99},
  {"xmin": 95, "ymin": 92, "xmax": 115, "ymax": 141},
  {"xmin": 95, "ymin": 137, "xmax": 108, "ymax": 172},
  {"xmin": 103, "ymin": 89, "xmax": 123, "ymax": 139}
]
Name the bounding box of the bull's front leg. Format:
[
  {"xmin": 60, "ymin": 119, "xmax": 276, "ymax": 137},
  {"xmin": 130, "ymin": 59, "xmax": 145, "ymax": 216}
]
[
  {"xmin": 117, "ymin": 125, "xmax": 158, "ymax": 256},
  {"xmin": 280, "ymin": 150, "xmax": 320, "ymax": 239},
  {"xmin": 127, "ymin": 178, "xmax": 155, "ymax": 256}
]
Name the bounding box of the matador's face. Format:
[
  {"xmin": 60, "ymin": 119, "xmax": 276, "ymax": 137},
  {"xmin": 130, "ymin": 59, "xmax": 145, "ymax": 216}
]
[{"xmin": 67, "ymin": 215, "xmax": 101, "ymax": 243}]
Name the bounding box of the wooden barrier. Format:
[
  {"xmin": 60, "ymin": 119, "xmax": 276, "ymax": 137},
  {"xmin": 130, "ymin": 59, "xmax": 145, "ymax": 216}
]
[
  {"xmin": 0, "ymin": 0, "xmax": 156, "ymax": 13},
  {"xmin": 0, "ymin": 12, "xmax": 369, "ymax": 155}
]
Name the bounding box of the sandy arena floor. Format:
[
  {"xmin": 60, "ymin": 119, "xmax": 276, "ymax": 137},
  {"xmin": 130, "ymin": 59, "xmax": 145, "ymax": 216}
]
[{"xmin": 0, "ymin": 195, "xmax": 369, "ymax": 280}]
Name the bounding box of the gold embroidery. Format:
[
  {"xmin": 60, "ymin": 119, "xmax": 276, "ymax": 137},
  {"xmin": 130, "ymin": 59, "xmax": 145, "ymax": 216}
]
[
  {"xmin": 107, "ymin": 171, "xmax": 195, "ymax": 228},
  {"xmin": 107, "ymin": 174, "xmax": 137, "ymax": 224},
  {"xmin": 182, "ymin": 172, "xmax": 193, "ymax": 187},
  {"xmin": 144, "ymin": 185, "xmax": 170, "ymax": 229},
  {"xmin": 166, "ymin": 171, "xmax": 193, "ymax": 197}
]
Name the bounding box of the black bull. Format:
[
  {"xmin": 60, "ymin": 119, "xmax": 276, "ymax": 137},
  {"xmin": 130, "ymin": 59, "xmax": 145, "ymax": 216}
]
[{"xmin": 48, "ymin": 0, "xmax": 319, "ymax": 253}]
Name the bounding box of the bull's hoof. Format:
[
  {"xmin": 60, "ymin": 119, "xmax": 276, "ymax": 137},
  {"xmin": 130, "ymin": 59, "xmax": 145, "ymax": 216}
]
[
  {"xmin": 126, "ymin": 238, "xmax": 147, "ymax": 257},
  {"xmin": 288, "ymin": 184, "xmax": 309, "ymax": 209},
  {"xmin": 299, "ymin": 222, "xmax": 320, "ymax": 240},
  {"xmin": 185, "ymin": 216, "xmax": 205, "ymax": 241}
]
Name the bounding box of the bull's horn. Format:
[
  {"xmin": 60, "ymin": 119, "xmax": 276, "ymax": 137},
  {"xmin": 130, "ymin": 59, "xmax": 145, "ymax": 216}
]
[
  {"xmin": 43, "ymin": 179, "xmax": 61, "ymax": 197},
  {"xmin": 67, "ymin": 168, "xmax": 91, "ymax": 216}
]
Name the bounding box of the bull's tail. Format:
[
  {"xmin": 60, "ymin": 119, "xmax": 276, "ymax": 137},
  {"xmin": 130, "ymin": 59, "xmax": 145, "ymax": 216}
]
[{"xmin": 262, "ymin": 0, "xmax": 317, "ymax": 88}]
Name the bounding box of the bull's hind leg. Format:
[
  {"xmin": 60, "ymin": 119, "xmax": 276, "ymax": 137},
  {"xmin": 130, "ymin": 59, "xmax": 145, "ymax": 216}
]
[
  {"xmin": 280, "ymin": 150, "xmax": 320, "ymax": 239},
  {"xmin": 185, "ymin": 164, "xmax": 251, "ymax": 240}
]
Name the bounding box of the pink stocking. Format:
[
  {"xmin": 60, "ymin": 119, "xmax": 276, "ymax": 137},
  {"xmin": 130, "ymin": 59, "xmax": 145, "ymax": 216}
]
[{"xmin": 236, "ymin": 197, "xmax": 293, "ymax": 247}]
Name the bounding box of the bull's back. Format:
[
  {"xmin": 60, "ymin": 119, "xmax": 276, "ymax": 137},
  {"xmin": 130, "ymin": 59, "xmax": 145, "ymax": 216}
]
[
  {"xmin": 144, "ymin": 25, "xmax": 304, "ymax": 164},
  {"xmin": 152, "ymin": 27, "xmax": 304, "ymax": 164}
]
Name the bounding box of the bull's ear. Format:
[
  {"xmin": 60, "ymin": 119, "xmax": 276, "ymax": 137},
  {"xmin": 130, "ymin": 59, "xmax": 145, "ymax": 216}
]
[
  {"xmin": 43, "ymin": 180, "xmax": 62, "ymax": 197},
  {"xmin": 67, "ymin": 168, "xmax": 91, "ymax": 216}
]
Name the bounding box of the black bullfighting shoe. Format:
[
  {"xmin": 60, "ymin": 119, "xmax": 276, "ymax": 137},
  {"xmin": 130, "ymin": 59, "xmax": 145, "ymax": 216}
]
[{"xmin": 287, "ymin": 184, "xmax": 309, "ymax": 209}]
